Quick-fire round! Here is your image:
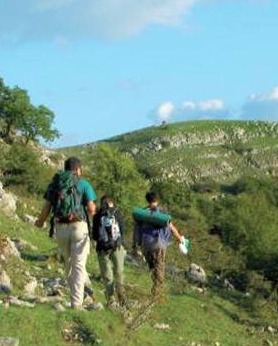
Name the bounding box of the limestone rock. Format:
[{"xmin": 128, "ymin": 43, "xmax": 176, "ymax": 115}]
[
  {"xmin": 0, "ymin": 184, "xmax": 17, "ymax": 215},
  {"xmin": 24, "ymin": 277, "xmax": 38, "ymax": 296},
  {"xmin": 22, "ymin": 214, "xmax": 37, "ymax": 225},
  {"xmin": 187, "ymin": 263, "xmax": 207, "ymax": 285},
  {"xmin": 0, "ymin": 338, "xmax": 20, "ymax": 346},
  {"xmin": 0, "ymin": 237, "xmax": 21, "ymax": 260},
  {"xmin": 0, "ymin": 267, "xmax": 12, "ymax": 293}
]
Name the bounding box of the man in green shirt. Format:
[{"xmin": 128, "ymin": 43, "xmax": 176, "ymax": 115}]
[{"xmin": 35, "ymin": 157, "xmax": 97, "ymax": 309}]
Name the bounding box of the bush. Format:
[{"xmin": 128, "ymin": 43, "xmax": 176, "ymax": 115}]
[
  {"xmin": 86, "ymin": 143, "xmax": 149, "ymax": 210},
  {"xmin": 150, "ymin": 179, "xmax": 191, "ymax": 218},
  {"xmin": 1, "ymin": 143, "xmax": 54, "ymax": 195},
  {"xmin": 212, "ymin": 192, "xmax": 278, "ymax": 283}
]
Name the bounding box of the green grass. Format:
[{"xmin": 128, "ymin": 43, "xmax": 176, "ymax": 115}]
[{"xmin": 1, "ymin": 209, "xmax": 277, "ymax": 346}]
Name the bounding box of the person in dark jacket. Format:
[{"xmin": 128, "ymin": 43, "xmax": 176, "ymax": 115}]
[
  {"xmin": 132, "ymin": 191, "xmax": 184, "ymax": 301},
  {"xmin": 92, "ymin": 195, "xmax": 126, "ymax": 308}
]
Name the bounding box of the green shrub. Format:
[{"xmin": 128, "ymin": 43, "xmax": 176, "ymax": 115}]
[
  {"xmin": 1, "ymin": 142, "xmax": 54, "ymax": 195},
  {"xmin": 86, "ymin": 142, "xmax": 149, "ymax": 208},
  {"xmin": 213, "ymin": 192, "xmax": 278, "ymax": 283},
  {"xmin": 151, "ymin": 180, "xmax": 191, "ymax": 213}
]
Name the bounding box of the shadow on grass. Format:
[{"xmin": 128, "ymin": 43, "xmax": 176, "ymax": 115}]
[{"xmin": 21, "ymin": 252, "xmax": 50, "ymax": 261}]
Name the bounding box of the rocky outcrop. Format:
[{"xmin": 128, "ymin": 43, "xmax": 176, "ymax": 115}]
[
  {"xmin": 187, "ymin": 263, "xmax": 207, "ymax": 285},
  {"xmin": 0, "ymin": 236, "xmax": 21, "ymax": 261},
  {"xmin": 0, "ymin": 265, "xmax": 12, "ymax": 293},
  {"xmin": 0, "ymin": 182, "xmax": 17, "ymax": 216}
]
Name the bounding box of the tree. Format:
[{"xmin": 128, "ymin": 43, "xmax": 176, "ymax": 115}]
[
  {"xmin": 19, "ymin": 105, "xmax": 60, "ymax": 144},
  {"xmin": 1, "ymin": 86, "xmax": 31, "ymax": 139},
  {"xmin": 0, "ymin": 77, "xmax": 60, "ymax": 144},
  {"xmin": 88, "ymin": 143, "xmax": 149, "ymax": 209}
]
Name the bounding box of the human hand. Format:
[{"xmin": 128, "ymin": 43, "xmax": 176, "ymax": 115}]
[{"xmin": 34, "ymin": 218, "xmax": 44, "ymax": 228}]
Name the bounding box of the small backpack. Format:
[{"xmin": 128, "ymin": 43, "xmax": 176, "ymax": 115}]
[
  {"xmin": 50, "ymin": 170, "xmax": 84, "ymax": 222},
  {"xmin": 98, "ymin": 208, "xmax": 121, "ymax": 250}
]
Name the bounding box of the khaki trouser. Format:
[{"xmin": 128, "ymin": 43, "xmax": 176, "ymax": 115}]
[
  {"xmin": 97, "ymin": 246, "xmax": 126, "ymax": 305},
  {"xmin": 55, "ymin": 220, "xmax": 90, "ymax": 308}
]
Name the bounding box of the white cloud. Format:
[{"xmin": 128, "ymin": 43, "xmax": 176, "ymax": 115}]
[
  {"xmin": 0, "ymin": 0, "xmax": 198, "ymax": 42},
  {"xmin": 179, "ymin": 98, "xmax": 228, "ymax": 120},
  {"xmin": 153, "ymin": 87, "xmax": 278, "ymax": 124},
  {"xmin": 198, "ymin": 99, "xmax": 224, "ymax": 111},
  {"xmin": 250, "ymin": 87, "xmax": 278, "ymax": 102},
  {"xmin": 241, "ymin": 86, "xmax": 278, "ymax": 120},
  {"xmin": 183, "ymin": 101, "xmax": 196, "ymax": 110},
  {"xmin": 157, "ymin": 102, "xmax": 175, "ymax": 121},
  {"xmin": 183, "ymin": 98, "xmax": 225, "ymax": 112},
  {"xmin": 154, "ymin": 98, "xmax": 229, "ymax": 122}
]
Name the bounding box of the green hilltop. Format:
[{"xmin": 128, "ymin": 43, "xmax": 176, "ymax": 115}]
[{"xmin": 0, "ymin": 120, "xmax": 278, "ymax": 346}]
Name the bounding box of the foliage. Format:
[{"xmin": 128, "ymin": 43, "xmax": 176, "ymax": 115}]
[
  {"xmin": 212, "ymin": 193, "xmax": 278, "ymax": 283},
  {"xmin": 87, "ymin": 143, "xmax": 149, "ymax": 210},
  {"xmin": 1, "ymin": 120, "xmax": 278, "ymax": 345},
  {"xmin": 192, "ymin": 177, "xmax": 220, "ymax": 193},
  {"xmin": 0, "ymin": 142, "xmax": 55, "ymax": 194},
  {"xmin": 19, "ymin": 105, "xmax": 60, "ymax": 144},
  {"xmin": 229, "ymin": 175, "xmax": 278, "ymax": 206},
  {"xmin": 0, "ymin": 77, "xmax": 60, "ymax": 144},
  {"xmin": 151, "ymin": 179, "xmax": 191, "ymax": 219}
]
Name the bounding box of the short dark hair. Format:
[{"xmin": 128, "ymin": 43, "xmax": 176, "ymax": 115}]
[
  {"xmin": 64, "ymin": 157, "xmax": 82, "ymax": 171},
  {"xmin": 100, "ymin": 195, "xmax": 114, "ymax": 210},
  {"xmin": 145, "ymin": 191, "xmax": 158, "ymax": 203}
]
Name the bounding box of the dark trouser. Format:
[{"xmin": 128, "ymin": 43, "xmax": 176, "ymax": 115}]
[{"xmin": 142, "ymin": 247, "xmax": 166, "ymax": 298}]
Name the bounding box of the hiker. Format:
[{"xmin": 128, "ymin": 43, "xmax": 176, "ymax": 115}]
[
  {"xmin": 92, "ymin": 195, "xmax": 126, "ymax": 309},
  {"xmin": 35, "ymin": 157, "xmax": 97, "ymax": 310},
  {"xmin": 132, "ymin": 191, "xmax": 184, "ymax": 301}
]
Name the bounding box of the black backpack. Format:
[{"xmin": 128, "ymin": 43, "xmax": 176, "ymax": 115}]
[{"xmin": 49, "ymin": 170, "xmax": 84, "ymax": 223}]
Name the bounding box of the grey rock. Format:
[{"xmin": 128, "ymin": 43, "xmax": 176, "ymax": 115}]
[
  {"xmin": 0, "ymin": 186, "xmax": 17, "ymax": 215},
  {"xmin": 267, "ymin": 326, "xmax": 276, "ymax": 334},
  {"xmin": 22, "ymin": 214, "xmax": 37, "ymax": 225},
  {"xmin": 153, "ymin": 323, "xmax": 171, "ymax": 331},
  {"xmin": 11, "ymin": 238, "xmax": 37, "ymax": 252},
  {"xmin": 0, "ymin": 338, "xmax": 19, "ymax": 346},
  {"xmin": 187, "ymin": 263, "xmax": 207, "ymax": 285},
  {"xmin": 24, "ymin": 277, "xmax": 38, "ymax": 296},
  {"xmin": 0, "ymin": 268, "xmax": 12, "ymax": 293},
  {"xmin": 37, "ymin": 296, "xmax": 65, "ymax": 304},
  {"xmin": 54, "ymin": 303, "xmax": 66, "ymax": 312},
  {"xmin": 39, "ymin": 277, "xmax": 66, "ymax": 296},
  {"xmin": 0, "ymin": 237, "xmax": 21, "ymax": 260},
  {"xmin": 8, "ymin": 296, "xmax": 35, "ymax": 308}
]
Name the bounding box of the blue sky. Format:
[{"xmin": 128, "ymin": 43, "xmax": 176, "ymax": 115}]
[{"xmin": 1, "ymin": 0, "xmax": 278, "ymax": 147}]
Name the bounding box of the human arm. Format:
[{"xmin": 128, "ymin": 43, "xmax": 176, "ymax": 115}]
[
  {"xmin": 87, "ymin": 200, "xmax": 96, "ymax": 217},
  {"xmin": 35, "ymin": 200, "xmax": 52, "ymax": 228},
  {"xmin": 91, "ymin": 212, "xmax": 100, "ymax": 241},
  {"xmin": 169, "ymin": 221, "xmax": 183, "ymax": 243},
  {"xmin": 79, "ymin": 179, "xmax": 97, "ymax": 217},
  {"xmin": 169, "ymin": 221, "xmax": 190, "ymax": 255}
]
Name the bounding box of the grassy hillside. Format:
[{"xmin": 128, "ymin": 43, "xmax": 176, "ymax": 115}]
[
  {"xmin": 1, "ymin": 120, "xmax": 278, "ymax": 345},
  {"xmin": 102, "ymin": 120, "xmax": 278, "ymax": 184},
  {"xmin": 0, "ymin": 211, "xmax": 277, "ymax": 346}
]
